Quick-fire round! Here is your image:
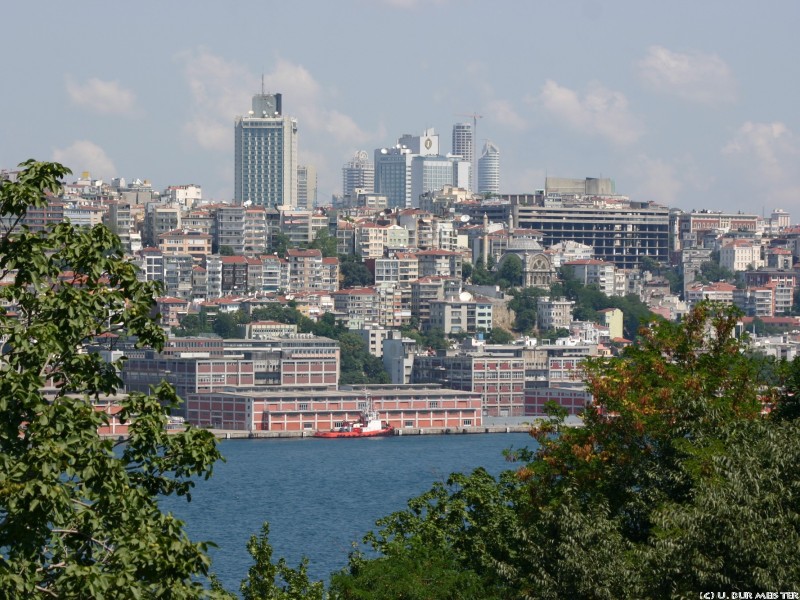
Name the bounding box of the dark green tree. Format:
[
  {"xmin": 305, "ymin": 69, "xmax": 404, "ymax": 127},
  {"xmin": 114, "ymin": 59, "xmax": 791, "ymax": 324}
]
[
  {"xmin": 0, "ymin": 161, "xmax": 223, "ymax": 598},
  {"xmin": 309, "ymin": 229, "xmax": 338, "ymax": 258},
  {"xmin": 339, "ymin": 254, "xmax": 374, "ymax": 288},
  {"xmin": 496, "ymin": 254, "xmax": 523, "ymax": 288},
  {"xmin": 212, "ymin": 523, "xmax": 324, "ymax": 600},
  {"xmin": 218, "ymin": 245, "xmax": 236, "ymax": 256},
  {"xmin": 270, "ymin": 231, "xmax": 291, "ymax": 256}
]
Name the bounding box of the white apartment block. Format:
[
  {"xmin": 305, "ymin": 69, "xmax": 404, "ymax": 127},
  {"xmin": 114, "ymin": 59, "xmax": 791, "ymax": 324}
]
[
  {"xmin": 536, "ymin": 297, "xmax": 575, "ymax": 331},
  {"xmin": 564, "ymin": 259, "xmax": 617, "ymax": 296},
  {"xmin": 719, "ymin": 240, "xmax": 764, "ymax": 272}
]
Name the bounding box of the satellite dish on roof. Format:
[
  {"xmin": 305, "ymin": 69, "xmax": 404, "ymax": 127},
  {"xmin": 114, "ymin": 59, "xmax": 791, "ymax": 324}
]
[{"xmin": 460, "ymin": 214, "xmax": 471, "ymax": 223}]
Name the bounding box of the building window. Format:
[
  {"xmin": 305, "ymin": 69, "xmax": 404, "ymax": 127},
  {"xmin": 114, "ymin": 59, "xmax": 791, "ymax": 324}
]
[
  {"xmin": 298, "ymin": 403, "xmax": 309, "ymax": 411},
  {"xmin": 404, "ymin": 420, "xmax": 414, "ymax": 428},
  {"xmin": 463, "ymin": 419, "xmax": 472, "ymax": 426},
  {"xmin": 429, "ymin": 401, "xmax": 439, "ymax": 409},
  {"xmin": 303, "ymin": 422, "xmax": 313, "ymax": 429}
]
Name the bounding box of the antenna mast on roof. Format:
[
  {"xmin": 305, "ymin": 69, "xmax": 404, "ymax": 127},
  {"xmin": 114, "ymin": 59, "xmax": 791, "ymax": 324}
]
[{"xmin": 261, "ymin": 73, "xmax": 265, "ymax": 95}]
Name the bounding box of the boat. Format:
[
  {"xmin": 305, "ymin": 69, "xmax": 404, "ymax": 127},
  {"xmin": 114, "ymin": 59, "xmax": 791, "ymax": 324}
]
[{"xmin": 314, "ymin": 393, "xmax": 394, "ymax": 438}]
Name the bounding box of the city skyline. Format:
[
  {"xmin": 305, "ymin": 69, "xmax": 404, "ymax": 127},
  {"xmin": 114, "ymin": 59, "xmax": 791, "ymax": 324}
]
[{"xmin": 1, "ymin": 2, "xmax": 798, "ymax": 216}]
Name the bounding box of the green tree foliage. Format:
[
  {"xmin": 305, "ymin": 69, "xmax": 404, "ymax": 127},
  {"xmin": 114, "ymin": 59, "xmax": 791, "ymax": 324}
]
[
  {"xmin": 270, "ymin": 231, "xmax": 291, "ymax": 257},
  {"xmin": 309, "ymin": 229, "xmax": 338, "ymax": 258},
  {"xmin": 330, "ymin": 303, "xmax": 800, "ymax": 597},
  {"xmin": 212, "ymin": 311, "xmax": 241, "ymax": 338},
  {"xmin": 496, "ymin": 254, "xmax": 523, "ymax": 289},
  {"xmin": 212, "ymin": 523, "xmax": 324, "ymax": 600},
  {"xmin": 218, "ymin": 245, "xmax": 236, "ymax": 256},
  {"xmin": 0, "ymin": 161, "xmax": 223, "ymax": 598},
  {"xmin": 469, "ymin": 258, "xmax": 495, "ymax": 286},
  {"xmin": 507, "ymin": 287, "xmax": 549, "ymax": 334},
  {"xmin": 339, "ymin": 254, "xmax": 374, "ymax": 288},
  {"xmin": 485, "ymin": 327, "xmax": 514, "ymax": 344}
]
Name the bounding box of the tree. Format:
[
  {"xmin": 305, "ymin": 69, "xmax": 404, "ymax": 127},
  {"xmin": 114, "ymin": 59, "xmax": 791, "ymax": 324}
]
[
  {"xmin": 309, "ymin": 229, "xmax": 338, "ymax": 258},
  {"xmin": 496, "ymin": 254, "xmax": 523, "ymax": 288},
  {"xmin": 339, "ymin": 254, "xmax": 373, "ymax": 288},
  {"xmin": 212, "ymin": 523, "xmax": 324, "ymax": 600},
  {"xmin": 485, "ymin": 327, "xmax": 514, "ymax": 344},
  {"xmin": 270, "ymin": 231, "xmax": 291, "ymax": 257},
  {"xmin": 219, "ymin": 245, "xmax": 236, "ymax": 256},
  {"xmin": 0, "ymin": 161, "xmax": 223, "ymax": 598},
  {"xmin": 330, "ymin": 303, "xmax": 800, "ymax": 597}
]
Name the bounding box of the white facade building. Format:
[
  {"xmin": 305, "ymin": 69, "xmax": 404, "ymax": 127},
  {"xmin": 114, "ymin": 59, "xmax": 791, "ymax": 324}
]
[
  {"xmin": 234, "ymin": 93, "xmax": 298, "ymax": 208},
  {"xmin": 478, "ymin": 141, "xmax": 500, "ymax": 195}
]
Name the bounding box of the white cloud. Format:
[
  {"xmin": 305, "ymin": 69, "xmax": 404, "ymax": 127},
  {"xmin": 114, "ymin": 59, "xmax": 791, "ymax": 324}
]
[
  {"xmin": 176, "ymin": 49, "xmax": 371, "ymax": 151},
  {"xmin": 176, "ymin": 48, "xmax": 252, "ymax": 151},
  {"xmin": 637, "ymin": 46, "xmax": 737, "ymax": 105},
  {"xmin": 52, "ymin": 141, "xmax": 117, "ymax": 180},
  {"xmin": 484, "ymin": 99, "xmax": 527, "ymax": 131},
  {"xmin": 722, "ymin": 121, "xmax": 800, "ymax": 204},
  {"xmin": 538, "ymin": 80, "xmax": 643, "ymax": 145},
  {"xmin": 65, "ymin": 77, "xmax": 137, "ymax": 116}
]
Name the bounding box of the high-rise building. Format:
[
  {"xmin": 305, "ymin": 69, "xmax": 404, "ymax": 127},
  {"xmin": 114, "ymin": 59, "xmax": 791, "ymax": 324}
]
[
  {"xmin": 374, "ymin": 146, "xmax": 414, "ymax": 210},
  {"xmin": 342, "ymin": 151, "xmax": 374, "ymax": 197},
  {"xmin": 234, "ymin": 93, "xmax": 298, "ymax": 208},
  {"xmin": 374, "ymin": 130, "xmax": 447, "ymax": 209},
  {"xmin": 452, "ymin": 123, "xmax": 473, "ymax": 189},
  {"xmin": 410, "ymin": 155, "xmax": 470, "ymax": 206},
  {"xmin": 478, "ymin": 141, "xmax": 500, "ymax": 195},
  {"xmin": 296, "ymin": 165, "xmax": 317, "ymax": 209}
]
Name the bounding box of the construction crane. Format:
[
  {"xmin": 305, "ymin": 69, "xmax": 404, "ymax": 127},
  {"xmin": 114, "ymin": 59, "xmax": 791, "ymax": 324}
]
[{"xmin": 455, "ymin": 112, "xmax": 483, "ymax": 193}]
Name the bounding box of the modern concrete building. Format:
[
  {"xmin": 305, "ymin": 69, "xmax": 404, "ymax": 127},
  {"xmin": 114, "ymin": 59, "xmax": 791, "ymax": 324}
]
[
  {"xmin": 234, "ymin": 92, "xmax": 298, "ymax": 208},
  {"xmin": 478, "ymin": 141, "xmax": 500, "ymax": 195},
  {"xmin": 514, "ymin": 199, "xmax": 670, "ymax": 270},
  {"xmin": 296, "ymin": 165, "xmax": 317, "ymax": 209},
  {"xmin": 451, "ymin": 123, "xmax": 473, "ymax": 182},
  {"xmin": 342, "ymin": 150, "xmax": 374, "ymax": 197}
]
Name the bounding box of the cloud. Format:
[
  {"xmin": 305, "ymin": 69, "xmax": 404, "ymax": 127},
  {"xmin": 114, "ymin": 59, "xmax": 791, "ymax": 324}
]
[
  {"xmin": 65, "ymin": 77, "xmax": 137, "ymax": 116},
  {"xmin": 484, "ymin": 99, "xmax": 527, "ymax": 131},
  {"xmin": 538, "ymin": 80, "xmax": 644, "ymax": 145},
  {"xmin": 637, "ymin": 46, "xmax": 737, "ymax": 105},
  {"xmin": 52, "ymin": 141, "xmax": 117, "ymax": 180},
  {"xmin": 175, "ymin": 48, "xmax": 252, "ymax": 151},
  {"xmin": 722, "ymin": 121, "xmax": 800, "ymax": 204},
  {"xmin": 176, "ymin": 49, "xmax": 371, "ymax": 151}
]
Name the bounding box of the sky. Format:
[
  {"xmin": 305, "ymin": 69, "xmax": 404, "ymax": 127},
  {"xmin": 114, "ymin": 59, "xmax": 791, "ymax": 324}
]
[{"xmin": 2, "ymin": 1, "xmax": 798, "ymax": 218}]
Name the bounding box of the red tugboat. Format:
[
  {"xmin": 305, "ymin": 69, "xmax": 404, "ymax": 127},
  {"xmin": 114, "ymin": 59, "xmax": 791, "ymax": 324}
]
[{"xmin": 314, "ymin": 393, "xmax": 394, "ymax": 438}]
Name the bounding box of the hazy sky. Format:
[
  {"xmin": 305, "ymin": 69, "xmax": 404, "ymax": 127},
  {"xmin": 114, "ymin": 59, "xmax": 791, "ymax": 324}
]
[{"xmin": 2, "ymin": 1, "xmax": 798, "ymax": 218}]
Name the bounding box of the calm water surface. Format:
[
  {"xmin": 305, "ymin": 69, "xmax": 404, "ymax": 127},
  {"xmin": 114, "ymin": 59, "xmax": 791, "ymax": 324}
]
[{"xmin": 162, "ymin": 432, "xmax": 533, "ymax": 589}]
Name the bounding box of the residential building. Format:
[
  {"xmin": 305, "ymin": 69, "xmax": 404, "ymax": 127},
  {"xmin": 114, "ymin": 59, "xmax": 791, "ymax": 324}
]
[
  {"xmin": 719, "ymin": 239, "xmax": 764, "ymax": 272},
  {"xmin": 563, "ymin": 259, "xmax": 619, "ymax": 296},
  {"xmin": 428, "ymin": 295, "xmax": 493, "ymax": 334},
  {"xmin": 536, "ymin": 297, "xmax": 574, "ymax": 331},
  {"xmin": 158, "ymin": 229, "xmax": 212, "ymax": 259}
]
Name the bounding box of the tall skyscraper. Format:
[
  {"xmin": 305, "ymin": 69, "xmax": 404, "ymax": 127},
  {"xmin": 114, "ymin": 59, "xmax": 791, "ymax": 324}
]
[
  {"xmin": 234, "ymin": 92, "xmax": 298, "ymax": 208},
  {"xmin": 296, "ymin": 165, "xmax": 317, "ymax": 209},
  {"xmin": 452, "ymin": 123, "xmax": 473, "ymax": 190},
  {"xmin": 478, "ymin": 141, "xmax": 500, "ymax": 195},
  {"xmin": 342, "ymin": 151, "xmax": 374, "ymax": 197}
]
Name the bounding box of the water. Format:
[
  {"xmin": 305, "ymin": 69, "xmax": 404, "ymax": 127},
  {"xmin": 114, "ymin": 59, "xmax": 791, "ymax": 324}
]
[{"xmin": 162, "ymin": 432, "xmax": 533, "ymax": 591}]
